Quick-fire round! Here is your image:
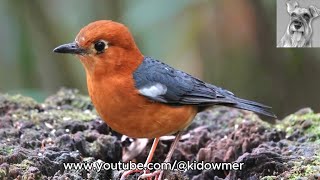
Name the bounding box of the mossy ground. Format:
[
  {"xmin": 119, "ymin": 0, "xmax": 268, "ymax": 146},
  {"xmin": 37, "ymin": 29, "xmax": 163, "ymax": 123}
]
[{"xmin": 0, "ymin": 88, "xmax": 319, "ymax": 179}]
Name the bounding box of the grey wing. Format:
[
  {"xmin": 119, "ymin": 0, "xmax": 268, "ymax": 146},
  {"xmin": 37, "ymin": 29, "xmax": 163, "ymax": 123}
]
[{"xmin": 133, "ymin": 57, "xmax": 235, "ymax": 106}]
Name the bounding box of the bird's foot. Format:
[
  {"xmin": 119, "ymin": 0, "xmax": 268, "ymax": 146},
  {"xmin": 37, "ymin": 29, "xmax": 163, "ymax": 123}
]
[
  {"xmin": 138, "ymin": 170, "xmax": 162, "ymax": 180},
  {"xmin": 120, "ymin": 169, "xmax": 143, "ymax": 180}
]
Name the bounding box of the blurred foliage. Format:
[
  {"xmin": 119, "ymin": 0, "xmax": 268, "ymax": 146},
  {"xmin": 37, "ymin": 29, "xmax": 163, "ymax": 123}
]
[{"xmin": 0, "ymin": 0, "xmax": 319, "ymax": 117}]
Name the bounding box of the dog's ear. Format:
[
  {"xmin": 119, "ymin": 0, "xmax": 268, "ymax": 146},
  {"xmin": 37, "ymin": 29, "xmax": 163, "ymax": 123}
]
[
  {"xmin": 309, "ymin": 6, "xmax": 320, "ymax": 18},
  {"xmin": 287, "ymin": 1, "xmax": 298, "ymax": 14}
]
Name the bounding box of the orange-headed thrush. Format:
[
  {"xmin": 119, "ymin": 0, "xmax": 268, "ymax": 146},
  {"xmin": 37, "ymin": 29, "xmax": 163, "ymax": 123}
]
[{"xmin": 53, "ymin": 20, "xmax": 276, "ymax": 180}]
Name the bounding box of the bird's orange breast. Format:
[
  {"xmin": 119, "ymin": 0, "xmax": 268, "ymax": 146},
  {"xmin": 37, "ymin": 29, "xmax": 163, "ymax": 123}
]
[{"xmin": 87, "ymin": 73, "xmax": 197, "ymax": 138}]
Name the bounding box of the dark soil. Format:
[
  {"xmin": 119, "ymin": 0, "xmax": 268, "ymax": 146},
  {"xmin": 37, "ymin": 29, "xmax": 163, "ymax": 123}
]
[{"xmin": 0, "ymin": 88, "xmax": 319, "ymax": 180}]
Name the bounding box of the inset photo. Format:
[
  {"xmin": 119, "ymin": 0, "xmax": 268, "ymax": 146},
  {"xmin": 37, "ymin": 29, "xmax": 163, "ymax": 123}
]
[{"xmin": 277, "ymin": 0, "xmax": 320, "ymax": 47}]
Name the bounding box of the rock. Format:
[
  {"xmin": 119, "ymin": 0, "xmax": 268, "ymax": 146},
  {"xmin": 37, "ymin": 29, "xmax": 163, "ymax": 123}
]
[
  {"xmin": 293, "ymin": 108, "xmax": 313, "ymax": 116},
  {"xmin": 301, "ymin": 119, "xmax": 313, "ymax": 129},
  {"xmin": 0, "ymin": 89, "xmax": 319, "ymax": 179},
  {"xmin": 226, "ymin": 149, "xmax": 288, "ymax": 179}
]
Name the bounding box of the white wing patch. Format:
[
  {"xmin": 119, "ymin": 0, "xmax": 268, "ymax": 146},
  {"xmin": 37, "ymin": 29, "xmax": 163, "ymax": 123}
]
[{"xmin": 139, "ymin": 83, "xmax": 167, "ymax": 98}]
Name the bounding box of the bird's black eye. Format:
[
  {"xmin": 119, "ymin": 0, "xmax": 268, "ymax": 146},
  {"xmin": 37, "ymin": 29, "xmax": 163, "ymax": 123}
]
[{"xmin": 94, "ymin": 41, "xmax": 106, "ymax": 53}]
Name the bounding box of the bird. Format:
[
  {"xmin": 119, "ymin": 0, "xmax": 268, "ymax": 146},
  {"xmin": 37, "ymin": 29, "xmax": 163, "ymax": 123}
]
[{"xmin": 53, "ymin": 20, "xmax": 276, "ymax": 180}]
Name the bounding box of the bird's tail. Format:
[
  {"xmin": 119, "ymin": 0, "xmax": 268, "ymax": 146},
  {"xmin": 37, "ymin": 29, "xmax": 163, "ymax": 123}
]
[
  {"xmin": 206, "ymin": 85, "xmax": 276, "ymax": 118},
  {"xmin": 229, "ymin": 96, "xmax": 276, "ymax": 118}
]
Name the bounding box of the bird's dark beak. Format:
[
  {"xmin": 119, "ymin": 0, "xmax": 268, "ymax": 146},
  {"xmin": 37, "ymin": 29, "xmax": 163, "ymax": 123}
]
[{"xmin": 53, "ymin": 42, "xmax": 85, "ymax": 54}]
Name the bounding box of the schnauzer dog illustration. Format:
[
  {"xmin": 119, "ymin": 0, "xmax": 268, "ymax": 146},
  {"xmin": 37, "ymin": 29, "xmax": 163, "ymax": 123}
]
[{"xmin": 278, "ymin": 1, "xmax": 320, "ymax": 47}]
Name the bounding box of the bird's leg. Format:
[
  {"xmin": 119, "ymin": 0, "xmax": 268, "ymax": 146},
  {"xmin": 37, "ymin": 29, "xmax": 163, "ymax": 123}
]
[
  {"xmin": 163, "ymin": 131, "xmax": 183, "ymax": 163},
  {"xmin": 121, "ymin": 137, "xmax": 160, "ymax": 180},
  {"xmin": 139, "ymin": 131, "xmax": 183, "ymax": 180},
  {"xmin": 145, "ymin": 137, "xmax": 160, "ymax": 165},
  {"xmin": 158, "ymin": 131, "xmax": 182, "ymax": 179}
]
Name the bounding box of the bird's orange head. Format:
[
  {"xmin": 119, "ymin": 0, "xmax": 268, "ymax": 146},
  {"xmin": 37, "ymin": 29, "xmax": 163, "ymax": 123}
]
[{"xmin": 53, "ymin": 20, "xmax": 143, "ymax": 75}]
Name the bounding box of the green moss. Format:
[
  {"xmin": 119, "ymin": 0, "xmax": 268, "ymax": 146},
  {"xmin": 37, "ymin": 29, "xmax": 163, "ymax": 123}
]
[
  {"xmin": 2, "ymin": 94, "xmax": 38, "ymax": 107},
  {"xmin": 0, "ymin": 146, "xmax": 14, "ymax": 155},
  {"xmin": 250, "ymin": 113, "xmax": 272, "ymax": 128},
  {"xmin": 10, "ymin": 109, "xmax": 41, "ymax": 123},
  {"xmin": 233, "ymin": 113, "xmax": 272, "ymax": 130},
  {"xmin": 10, "ymin": 107, "xmax": 97, "ymax": 123},
  {"xmin": 48, "ymin": 109, "xmax": 98, "ymax": 122},
  {"xmin": 288, "ymin": 164, "xmax": 316, "ymax": 179},
  {"xmin": 260, "ymin": 148, "xmax": 320, "ymax": 180},
  {"xmin": 44, "ymin": 88, "xmax": 94, "ymax": 110},
  {"xmin": 0, "ymin": 168, "xmax": 7, "ymax": 179},
  {"xmin": 305, "ymin": 114, "xmax": 320, "ymax": 136},
  {"xmin": 15, "ymin": 159, "xmax": 34, "ymax": 170},
  {"xmin": 287, "ymin": 150, "xmax": 320, "ymax": 179},
  {"xmin": 275, "ymin": 109, "xmax": 320, "ymax": 141}
]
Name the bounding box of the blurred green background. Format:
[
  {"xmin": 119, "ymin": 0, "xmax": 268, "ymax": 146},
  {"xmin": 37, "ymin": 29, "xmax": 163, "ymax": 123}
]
[{"xmin": 0, "ymin": 0, "xmax": 319, "ymax": 118}]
